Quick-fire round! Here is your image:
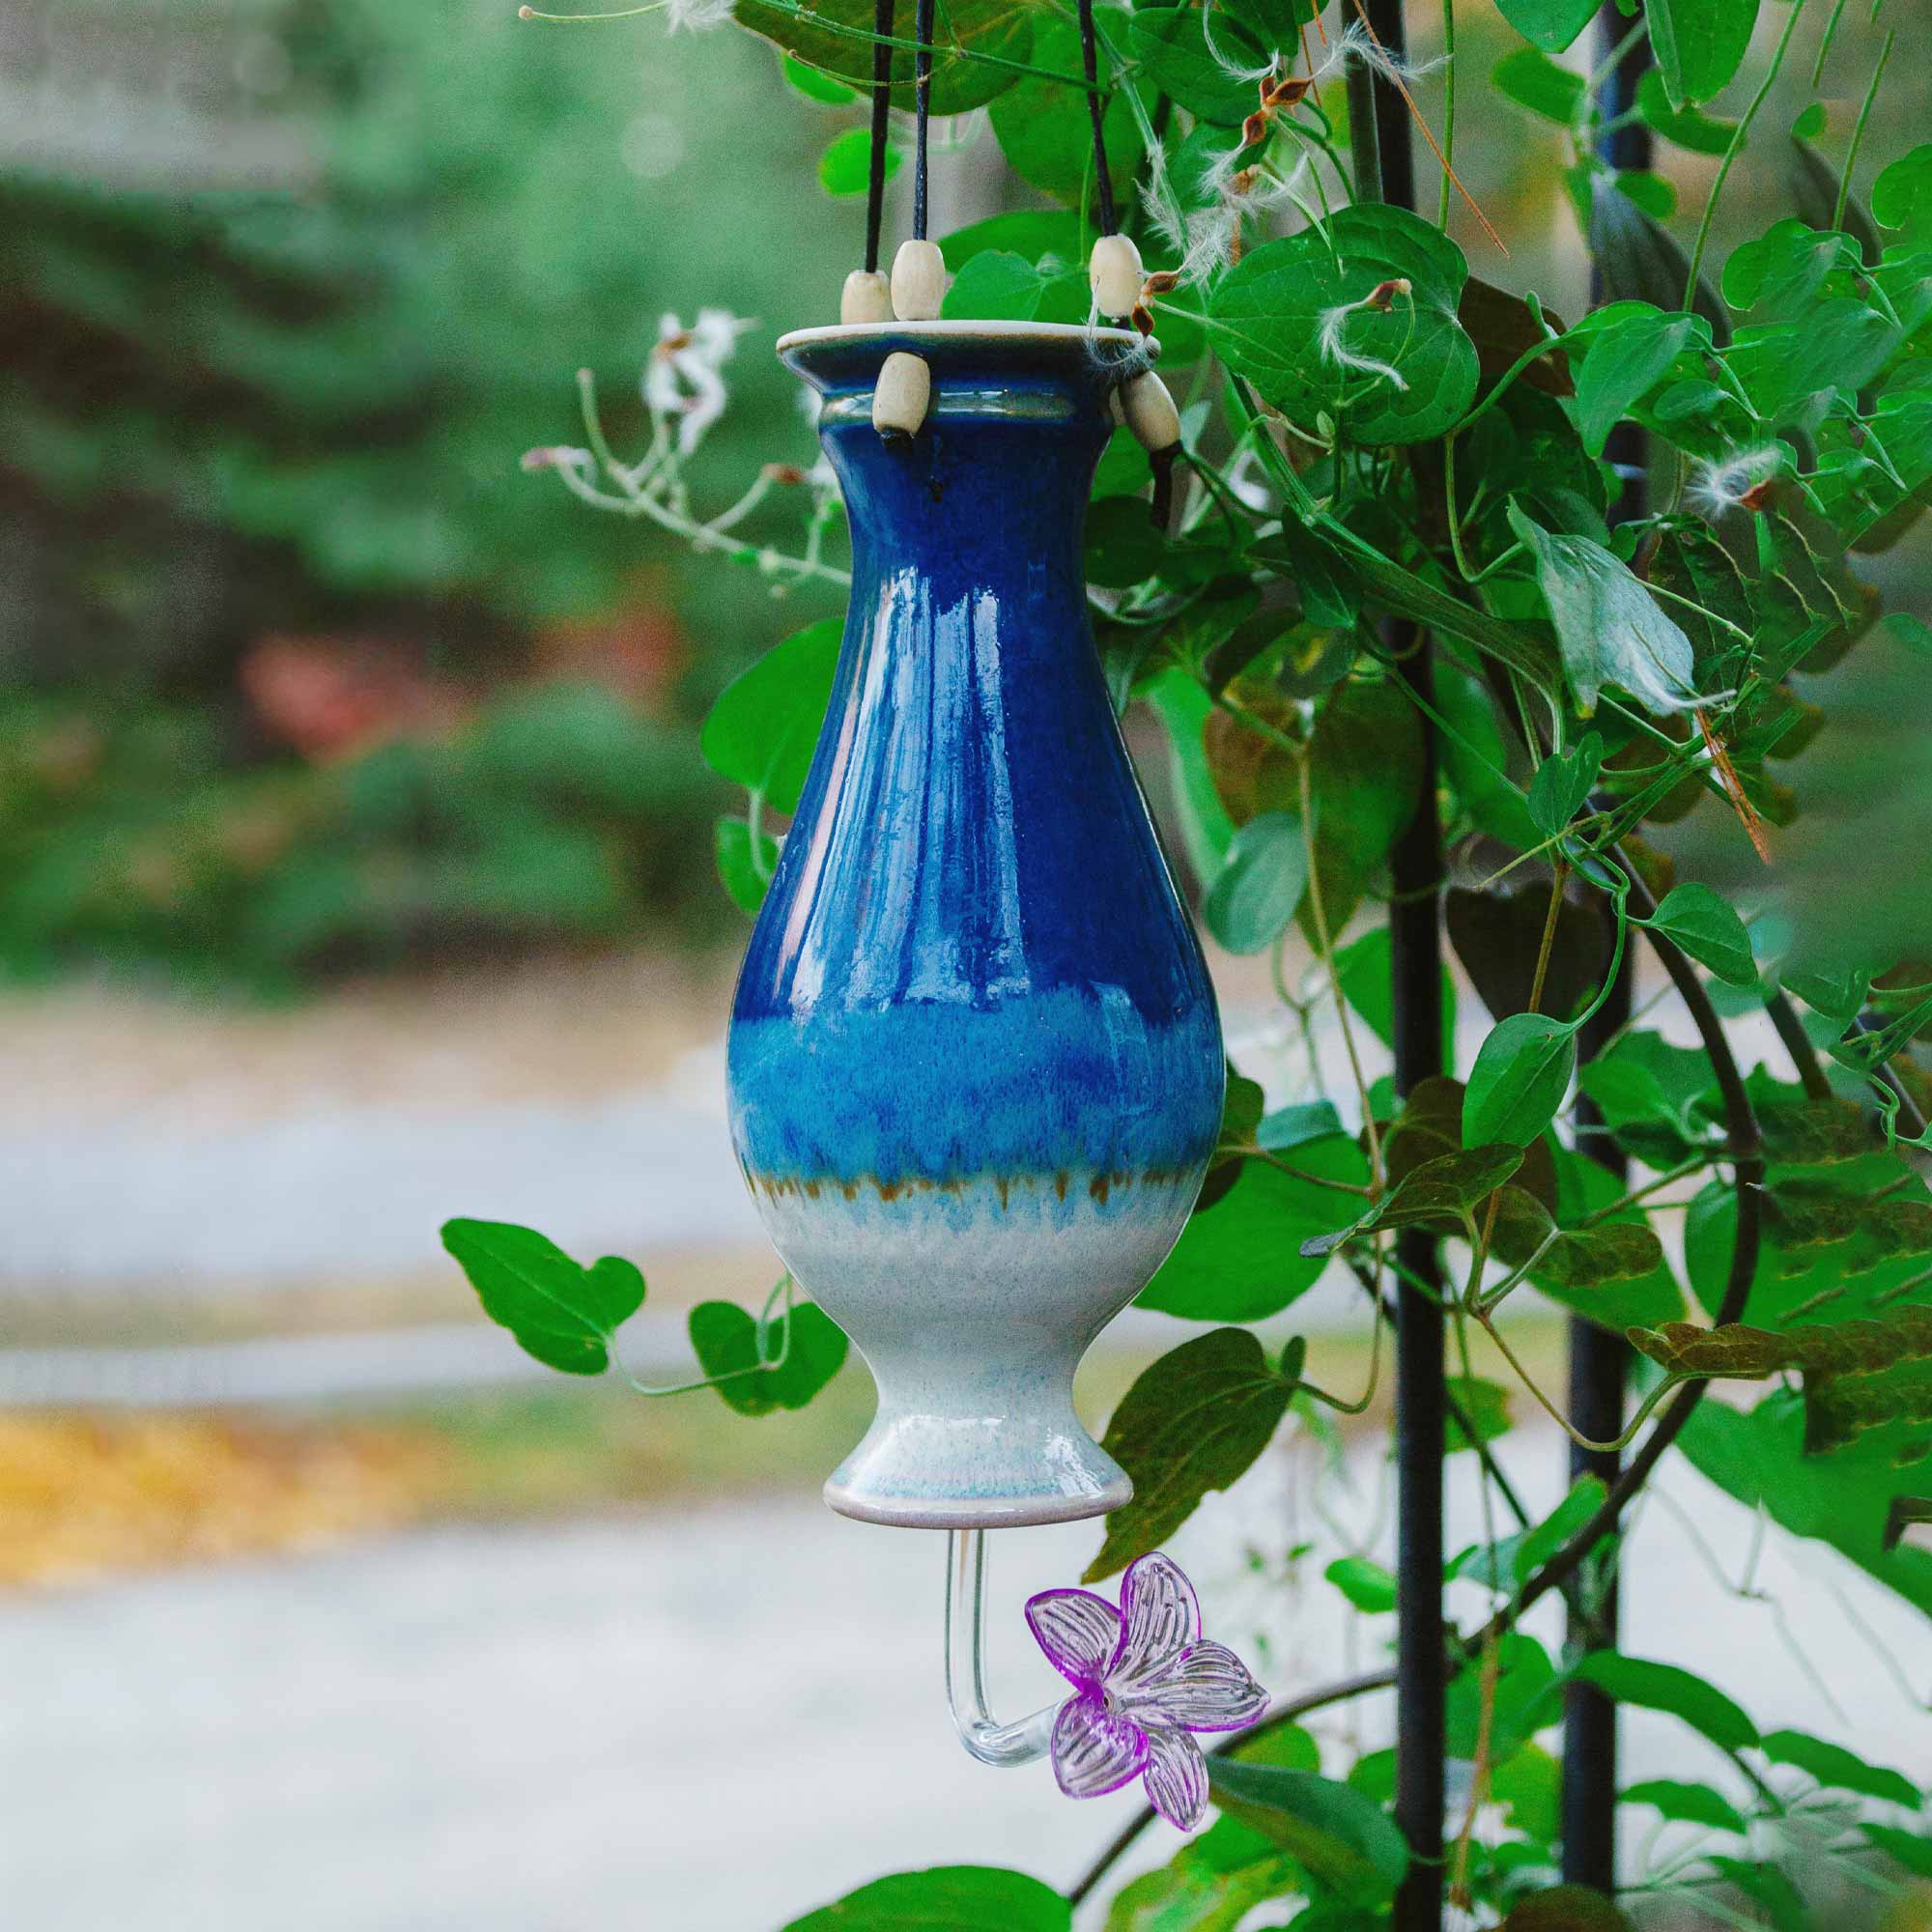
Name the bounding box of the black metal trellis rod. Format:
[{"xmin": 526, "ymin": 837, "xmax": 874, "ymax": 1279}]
[
  {"xmin": 1350, "ymin": 6, "xmax": 1445, "ymax": 1928},
  {"xmin": 1561, "ymin": 4, "xmax": 1655, "ymax": 1894}
]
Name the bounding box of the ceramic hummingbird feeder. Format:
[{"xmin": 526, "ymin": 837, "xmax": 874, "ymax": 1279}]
[{"xmin": 727, "ymin": 318, "xmax": 1224, "ymax": 1529}]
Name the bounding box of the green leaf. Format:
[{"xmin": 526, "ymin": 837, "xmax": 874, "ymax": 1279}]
[
  {"xmin": 1299, "ymin": 1145, "xmax": 1524, "ymax": 1258},
  {"xmin": 1568, "ymin": 1653, "xmax": 1758, "ymax": 1751},
  {"xmin": 440, "ymin": 1219, "xmax": 644, "ymax": 1376},
  {"xmin": 688, "ymin": 1299, "xmax": 849, "ymax": 1416},
  {"xmin": 1146, "ymin": 668, "xmax": 1236, "ymax": 881},
  {"xmin": 1084, "ymin": 1329, "xmax": 1293, "ymax": 1580},
  {"xmin": 1758, "ymin": 1729, "xmax": 1919, "ymax": 1807},
  {"xmin": 1874, "ymin": 144, "xmax": 1932, "ymax": 242},
  {"xmin": 1680, "ymin": 1388, "xmax": 1932, "ymax": 1623},
  {"xmin": 1205, "ymin": 1763, "xmax": 1410, "ymax": 1904},
  {"xmin": 1612, "ymin": 168, "xmax": 1678, "ymax": 220},
  {"xmin": 1100, "ymin": 1823, "xmax": 1297, "ymax": 1932},
  {"xmin": 1492, "ymin": 46, "xmax": 1586, "ymax": 125},
  {"xmin": 1144, "ymin": 1135, "xmax": 1371, "ymax": 1318},
  {"xmin": 1447, "ymin": 1633, "xmax": 1558, "ymax": 1760},
  {"xmin": 1490, "ymin": 1187, "xmax": 1666, "ymax": 1293},
  {"xmin": 939, "ymin": 210, "xmax": 1084, "ymax": 272},
  {"xmin": 781, "ymin": 1866, "xmax": 1071, "ymax": 1932},
  {"xmin": 1621, "ymin": 1779, "xmax": 1749, "ymax": 1835},
  {"xmin": 1635, "ymin": 69, "xmax": 1737, "ymax": 155},
  {"xmin": 733, "ymin": 0, "xmax": 1035, "ymax": 116},
  {"xmin": 1259, "ymin": 1100, "xmax": 1343, "ymax": 1151},
  {"xmin": 989, "ymin": 8, "xmax": 1144, "ymax": 207},
  {"xmin": 1493, "ymin": 0, "xmax": 1598, "ymax": 54},
  {"xmin": 1512, "ymin": 1474, "xmax": 1608, "ymax": 1585},
  {"xmin": 1641, "ymin": 883, "xmax": 1756, "ymax": 988},
  {"xmin": 1324, "ymin": 1555, "xmax": 1398, "ymax": 1613},
  {"xmin": 941, "ymin": 249, "xmax": 1047, "ymax": 322},
  {"xmin": 1202, "ymin": 810, "xmax": 1308, "ymax": 954},
  {"xmin": 1208, "ymin": 208, "xmax": 1480, "ymax": 445},
  {"xmin": 1572, "ymin": 310, "xmax": 1700, "ymax": 456},
  {"xmin": 1127, "ymin": 5, "xmax": 1266, "ymax": 125},
  {"xmin": 1506, "ymin": 503, "xmax": 1699, "ymax": 718},
  {"xmin": 1465, "ymin": 1012, "xmax": 1577, "ymax": 1148},
  {"xmin": 714, "ymin": 814, "xmax": 776, "ymax": 915},
  {"xmin": 782, "ymin": 53, "xmax": 858, "ymax": 101},
  {"xmin": 1648, "ymin": 0, "xmax": 1760, "ymax": 107},
  {"xmin": 818, "ymin": 125, "xmax": 900, "ymax": 197},
  {"xmin": 1527, "ymin": 732, "xmax": 1603, "ymax": 836},
  {"xmin": 700, "ymin": 617, "xmax": 842, "ymax": 814},
  {"xmin": 1445, "ymin": 1375, "xmax": 1514, "ymax": 1451}
]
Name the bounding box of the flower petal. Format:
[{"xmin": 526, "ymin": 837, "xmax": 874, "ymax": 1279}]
[
  {"xmin": 1141, "ymin": 1725, "xmax": 1210, "ymax": 1831},
  {"xmin": 1118, "ymin": 1638, "xmax": 1271, "ymax": 1734},
  {"xmin": 1050, "ymin": 1690, "xmax": 1148, "ymax": 1801},
  {"xmin": 1108, "ymin": 1552, "xmax": 1201, "ymax": 1693},
  {"xmin": 1025, "ymin": 1589, "xmax": 1122, "ymax": 1689}
]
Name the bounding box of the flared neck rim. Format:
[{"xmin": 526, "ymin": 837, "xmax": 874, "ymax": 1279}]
[{"xmin": 778, "ymin": 320, "xmax": 1160, "ymax": 396}]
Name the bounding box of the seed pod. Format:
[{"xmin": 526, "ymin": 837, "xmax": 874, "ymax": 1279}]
[
  {"xmin": 1088, "ymin": 233, "xmax": 1144, "ymax": 321},
  {"xmin": 891, "ymin": 240, "xmax": 947, "ymax": 322},
  {"xmin": 841, "ymin": 269, "xmax": 893, "ymax": 326},
  {"xmin": 1120, "ymin": 369, "xmax": 1180, "ymax": 455},
  {"xmin": 872, "ymin": 351, "xmax": 931, "ymax": 440}
]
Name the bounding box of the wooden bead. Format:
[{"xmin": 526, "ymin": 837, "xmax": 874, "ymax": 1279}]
[
  {"xmin": 891, "ymin": 240, "xmax": 947, "ymax": 322},
  {"xmin": 1120, "ymin": 370, "xmax": 1180, "ymax": 454},
  {"xmin": 1089, "ymin": 233, "xmax": 1144, "ymax": 320},
  {"xmin": 872, "ymin": 351, "xmax": 931, "ymax": 440},
  {"xmin": 841, "ymin": 269, "xmax": 893, "ymax": 325}
]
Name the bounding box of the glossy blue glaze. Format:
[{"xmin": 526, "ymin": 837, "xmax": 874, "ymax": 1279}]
[
  {"xmin": 729, "ymin": 325, "xmax": 1223, "ymax": 1190},
  {"xmin": 724, "ymin": 323, "xmax": 1224, "ymax": 1526}
]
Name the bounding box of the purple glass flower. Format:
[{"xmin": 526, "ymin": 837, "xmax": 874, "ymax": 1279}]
[{"xmin": 1024, "ymin": 1551, "xmax": 1269, "ymax": 1831}]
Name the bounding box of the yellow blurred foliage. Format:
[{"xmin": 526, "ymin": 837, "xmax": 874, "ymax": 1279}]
[{"xmin": 0, "ymin": 1412, "xmax": 452, "ymax": 1589}]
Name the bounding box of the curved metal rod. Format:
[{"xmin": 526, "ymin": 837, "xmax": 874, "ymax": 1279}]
[{"xmin": 943, "ymin": 1529, "xmax": 1059, "ymax": 1767}]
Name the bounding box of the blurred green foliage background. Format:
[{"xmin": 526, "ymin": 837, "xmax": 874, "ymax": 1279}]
[{"xmin": 0, "ymin": 0, "xmax": 853, "ymax": 990}]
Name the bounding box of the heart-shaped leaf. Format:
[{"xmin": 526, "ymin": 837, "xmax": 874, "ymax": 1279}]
[
  {"xmin": 441, "ymin": 1219, "xmax": 645, "ymax": 1376},
  {"xmin": 700, "ymin": 617, "xmax": 842, "ymax": 813},
  {"xmin": 1084, "ymin": 1328, "xmax": 1295, "ymax": 1580},
  {"xmin": 1642, "ymin": 882, "xmax": 1758, "ymax": 988},
  {"xmin": 688, "ymin": 1299, "xmax": 850, "ymax": 1415},
  {"xmin": 1206, "ymin": 1762, "xmax": 1410, "ymax": 1903},
  {"xmin": 1465, "ymin": 1012, "xmax": 1578, "ymax": 1148},
  {"xmin": 1208, "ymin": 207, "xmax": 1480, "ymax": 444}
]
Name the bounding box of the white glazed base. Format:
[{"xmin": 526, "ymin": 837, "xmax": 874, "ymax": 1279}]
[{"xmin": 749, "ymin": 1169, "xmax": 1198, "ymax": 1529}]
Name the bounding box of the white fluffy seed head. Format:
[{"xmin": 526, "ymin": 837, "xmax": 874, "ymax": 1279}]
[
  {"xmin": 1120, "ymin": 370, "xmax": 1180, "ymax": 453},
  {"xmin": 872, "ymin": 351, "xmax": 931, "ymax": 439},
  {"xmin": 1089, "ymin": 233, "xmax": 1145, "ymax": 320},
  {"xmin": 840, "ymin": 269, "xmax": 893, "ymax": 326},
  {"xmin": 891, "ymin": 240, "xmax": 947, "ymax": 322}
]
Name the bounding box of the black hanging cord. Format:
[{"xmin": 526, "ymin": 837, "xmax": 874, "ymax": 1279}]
[
  {"xmin": 911, "ymin": 0, "xmax": 934, "ymax": 241},
  {"xmin": 1076, "ymin": 0, "xmax": 1118, "ymax": 237},
  {"xmin": 863, "ymin": 0, "xmax": 895, "ymax": 274}
]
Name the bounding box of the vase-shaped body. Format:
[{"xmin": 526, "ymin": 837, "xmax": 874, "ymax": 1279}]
[{"xmin": 726, "ymin": 323, "xmax": 1223, "ymax": 1528}]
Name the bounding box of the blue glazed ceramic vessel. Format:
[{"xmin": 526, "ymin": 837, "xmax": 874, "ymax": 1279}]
[{"xmin": 727, "ymin": 321, "xmax": 1224, "ymax": 1528}]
